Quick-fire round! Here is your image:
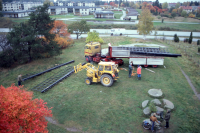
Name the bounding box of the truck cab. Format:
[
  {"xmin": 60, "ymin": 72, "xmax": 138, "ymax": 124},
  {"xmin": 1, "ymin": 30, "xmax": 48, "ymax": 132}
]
[{"xmin": 84, "ymin": 42, "xmax": 101, "ymax": 62}]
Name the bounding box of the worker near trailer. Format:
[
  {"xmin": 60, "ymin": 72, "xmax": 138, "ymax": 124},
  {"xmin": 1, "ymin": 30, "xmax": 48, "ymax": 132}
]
[
  {"xmin": 128, "ymin": 63, "xmax": 133, "ymax": 78},
  {"xmin": 18, "ymin": 74, "xmax": 23, "ymax": 86},
  {"xmin": 164, "ymin": 110, "xmax": 171, "ymax": 128},
  {"xmin": 137, "ymin": 65, "xmax": 141, "ymax": 80},
  {"xmin": 150, "ymin": 113, "xmax": 160, "ymax": 132}
]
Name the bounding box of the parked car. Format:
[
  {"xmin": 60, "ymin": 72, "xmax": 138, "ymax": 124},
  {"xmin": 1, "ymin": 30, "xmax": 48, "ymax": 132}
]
[{"xmin": 123, "ymin": 17, "xmax": 131, "ymax": 21}]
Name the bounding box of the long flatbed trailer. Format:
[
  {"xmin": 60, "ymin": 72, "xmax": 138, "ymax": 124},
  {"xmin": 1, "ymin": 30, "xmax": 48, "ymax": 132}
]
[{"xmin": 108, "ymin": 46, "xmax": 181, "ymax": 68}]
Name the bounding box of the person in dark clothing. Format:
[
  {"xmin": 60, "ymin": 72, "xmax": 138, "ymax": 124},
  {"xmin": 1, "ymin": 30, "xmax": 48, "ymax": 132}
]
[
  {"xmin": 130, "ymin": 61, "xmax": 134, "ymax": 67},
  {"xmin": 18, "ymin": 74, "xmax": 23, "ymax": 86},
  {"xmin": 164, "ymin": 110, "xmax": 171, "ymax": 128},
  {"xmin": 156, "ymin": 111, "xmax": 164, "ymax": 120},
  {"xmin": 129, "ymin": 63, "xmax": 133, "ymax": 78}
]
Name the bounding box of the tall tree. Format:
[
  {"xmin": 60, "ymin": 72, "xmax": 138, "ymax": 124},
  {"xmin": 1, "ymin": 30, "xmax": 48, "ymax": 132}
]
[
  {"xmin": 0, "ymin": 0, "xmax": 2, "ymax": 11},
  {"xmin": 175, "ymin": 2, "xmax": 180, "ymax": 9},
  {"xmin": 178, "ymin": 7, "xmax": 183, "ymax": 15},
  {"xmin": 189, "ymin": 32, "xmax": 193, "ymax": 44},
  {"xmin": 0, "ymin": 84, "xmax": 52, "ymax": 133},
  {"xmin": 110, "ymin": 2, "xmax": 115, "ymax": 7},
  {"xmin": 6, "ymin": 4, "xmax": 61, "ymax": 64},
  {"xmin": 86, "ymin": 31, "xmax": 104, "ymax": 44},
  {"xmin": 68, "ymin": 20, "xmax": 90, "ymax": 39},
  {"xmin": 43, "ymin": 0, "xmax": 50, "ymax": 5},
  {"xmin": 50, "ymin": 20, "xmax": 73, "ymax": 49},
  {"xmin": 162, "ymin": 2, "xmax": 168, "ymax": 9},
  {"xmin": 153, "ymin": 0, "xmax": 161, "ymax": 9},
  {"xmin": 137, "ymin": 8, "xmax": 154, "ymax": 40}
]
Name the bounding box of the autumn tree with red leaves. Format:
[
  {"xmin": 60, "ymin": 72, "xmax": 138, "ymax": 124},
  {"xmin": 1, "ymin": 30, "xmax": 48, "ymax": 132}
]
[
  {"xmin": 50, "ymin": 20, "xmax": 73, "ymax": 49},
  {"xmin": 110, "ymin": 2, "xmax": 115, "ymax": 6},
  {"xmin": 0, "ymin": 84, "xmax": 52, "ymax": 133}
]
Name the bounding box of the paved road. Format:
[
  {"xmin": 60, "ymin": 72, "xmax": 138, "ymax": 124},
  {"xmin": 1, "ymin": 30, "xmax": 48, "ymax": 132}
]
[
  {"xmin": 1, "ymin": 28, "xmax": 199, "ymax": 42},
  {"xmin": 120, "ymin": 10, "xmax": 126, "ymax": 20},
  {"xmin": 90, "ymin": 29, "xmax": 200, "ymax": 37},
  {"xmin": 70, "ymin": 34, "xmax": 200, "ymax": 42}
]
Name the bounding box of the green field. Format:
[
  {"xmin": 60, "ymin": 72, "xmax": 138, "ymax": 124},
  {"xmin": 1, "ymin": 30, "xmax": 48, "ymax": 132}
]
[
  {"xmin": 1, "ymin": 37, "xmax": 200, "ymax": 133},
  {"xmin": 153, "ymin": 22, "xmax": 200, "ymax": 31}
]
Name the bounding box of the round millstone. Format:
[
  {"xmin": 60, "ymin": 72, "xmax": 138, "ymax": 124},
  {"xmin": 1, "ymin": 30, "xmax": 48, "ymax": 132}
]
[
  {"xmin": 143, "ymin": 107, "xmax": 151, "ymax": 115},
  {"xmin": 148, "ymin": 89, "xmax": 163, "ymax": 98},
  {"xmin": 142, "ymin": 100, "xmax": 149, "ymax": 108},
  {"xmin": 163, "ymin": 99, "xmax": 174, "ymax": 110},
  {"xmin": 151, "ymin": 99, "xmax": 161, "ymax": 106},
  {"xmin": 143, "ymin": 119, "xmax": 160, "ymax": 126},
  {"xmin": 156, "ymin": 106, "xmax": 164, "ymax": 112}
]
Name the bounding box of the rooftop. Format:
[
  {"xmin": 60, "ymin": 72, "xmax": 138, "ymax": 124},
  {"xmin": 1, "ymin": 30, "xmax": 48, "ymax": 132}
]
[{"xmin": 95, "ymin": 10, "xmax": 114, "ymax": 14}]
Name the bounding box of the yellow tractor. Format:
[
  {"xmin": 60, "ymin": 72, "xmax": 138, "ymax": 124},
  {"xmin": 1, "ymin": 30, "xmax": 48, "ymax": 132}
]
[{"xmin": 74, "ymin": 62, "xmax": 119, "ymax": 87}]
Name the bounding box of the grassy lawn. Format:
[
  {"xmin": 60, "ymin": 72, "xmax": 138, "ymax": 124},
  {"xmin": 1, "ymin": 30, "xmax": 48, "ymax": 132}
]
[
  {"xmin": 153, "ymin": 22, "xmax": 200, "ymax": 31},
  {"xmin": 153, "ymin": 16, "xmax": 200, "ymax": 23},
  {"xmin": 112, "ymin": 11, "xmax": 123, "ymax": 13},
  {"xmin": 114, "ymin": 14, "xmax": 123, "ymax": 19},
  {"xmin": 1, "ymin": 37, "xmax": 200, "ymax": 133},
  {"xmin": 10, "ymin": 18, "xmax": 28, "ymax": 23},
  {"xmin": 50, "ymin": 14, "xmax": 76, "ymax": 19}
]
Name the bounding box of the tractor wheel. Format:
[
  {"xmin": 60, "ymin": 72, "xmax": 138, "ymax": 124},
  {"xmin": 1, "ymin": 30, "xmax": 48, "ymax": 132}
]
[
  {"xmin": 85, "ymin": 56, "xmax": 90, "ymax": 62},
  {"xmin": 85, "ymin": 77, "xmax": 92, "ymax": 85},
  {"xmin": 100, "ymin": 74, "xmax": 113, "ymax": 87}
]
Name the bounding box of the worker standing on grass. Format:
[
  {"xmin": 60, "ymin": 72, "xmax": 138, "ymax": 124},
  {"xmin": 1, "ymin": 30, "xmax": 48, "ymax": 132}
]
[
  {"xmin": 18, "ymin": 74, "xmax": 23, "ymax": 86},
  {"xmin": 150, "ymin": 113, "xmax": 161, "ymax": 132},
  {"xmin": 164, "ymin": 110, "xmax": 171, "ymax": 128},
  {"xmin": 137, "ymin": 65, "xmax": 141, "ymax": 80},
  {"xmin": 129, "ymin": 63, "xmax": 133, "ymax": 78}
]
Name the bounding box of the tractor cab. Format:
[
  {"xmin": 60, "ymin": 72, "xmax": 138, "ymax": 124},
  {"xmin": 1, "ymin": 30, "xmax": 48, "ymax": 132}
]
[{"xmin": 98, "ymin": 62, "xmax": 119, "ymax": 81}]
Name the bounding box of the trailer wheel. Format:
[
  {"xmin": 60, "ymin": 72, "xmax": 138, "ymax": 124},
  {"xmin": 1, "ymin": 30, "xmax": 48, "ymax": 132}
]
[
  {"xmin": 85, "ymin": 77, "xmax": 92, "ymax": 85},
  {"xmin": 111, "ymin": 33, "xmax": 113, "ymax": 36},
  {"xmin": 143, "ymin": 65, "xmax": 148, "ymax": 68},
  {"xmin": 152, "ymin": 65, "xmax": 158, "ymax": 68},
  {"xmin": 100, "ymin": 74, "xmax": 113, "ymax": 87},
  {"xmin": 120, "ymin": 33, "xmax": 122, "ymax": 36}
]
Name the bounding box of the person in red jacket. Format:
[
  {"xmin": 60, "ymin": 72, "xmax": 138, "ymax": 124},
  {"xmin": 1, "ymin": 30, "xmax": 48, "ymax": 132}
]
[{"xmin": 137, "ymin": 65, "xmax": 141, "ymax": 80}]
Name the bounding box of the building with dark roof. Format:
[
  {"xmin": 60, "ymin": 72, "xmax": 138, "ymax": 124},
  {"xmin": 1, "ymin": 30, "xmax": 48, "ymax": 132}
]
[
  {"xmin": 94, "ymin": 10, "xmax": 114, "ymax": 19},
  {"xmin": 126, "ymin": 8, "xmax": 138, "ymax": 20},
  {"xmin": 1, "ymin": 10, "xmax": 35, "ymax": 18}
]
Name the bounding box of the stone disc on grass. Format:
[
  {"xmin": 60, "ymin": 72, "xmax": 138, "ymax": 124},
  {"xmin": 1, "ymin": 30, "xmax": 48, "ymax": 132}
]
[
  {"xmin": 156, "ymin": 106, "xmax": 164, "ymax": 112},
  {"xmin": 143, "ymin": 119, "xmax": 160, "ymax": 126},
  {"xmin": 151, "ymin": 99, "xmax": 161, "ymax": 106},
  {"xmin": 143, "ymin": 107, "xmax": 150, "ymax": 115},
  {"xmin": 163, "ymin": 99, "xmax": 174, "ymax": 110},
  {"xmin": 142, "ymin": 100, "xmax": 149, "ymax": 108},
  {"xmin": 148, "ymin": 89, "xmax": 163, "ymax": 98}
]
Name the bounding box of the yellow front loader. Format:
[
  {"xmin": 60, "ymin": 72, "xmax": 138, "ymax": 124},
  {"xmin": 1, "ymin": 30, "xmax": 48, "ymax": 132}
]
[{"xmin": 74, "ymin": 62, "xmax": 119, "ymax": 87}]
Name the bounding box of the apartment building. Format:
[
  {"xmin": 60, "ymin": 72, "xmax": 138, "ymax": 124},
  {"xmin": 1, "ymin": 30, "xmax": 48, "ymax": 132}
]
[
  {"xmin": 2, "ymin": 2, "xmax": 43, "ymax": 11},
  {"xmin": 54, "ymin": 1, "xmax": 95, "ymax": 7}
]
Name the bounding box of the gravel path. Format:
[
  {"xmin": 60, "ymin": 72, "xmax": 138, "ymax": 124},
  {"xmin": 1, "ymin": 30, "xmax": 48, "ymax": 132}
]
[
  {"xmin": 45, "ymin": 117, "xmax": 82, "ymax": 132},
  {"xmin": 180, "ymin": 68, "xmax": 200, "ymax": 101}
]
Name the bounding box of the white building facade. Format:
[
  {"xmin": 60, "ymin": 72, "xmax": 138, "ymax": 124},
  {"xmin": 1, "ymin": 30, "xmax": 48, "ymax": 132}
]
[{"xmin": 2, "ymin": 2, "xmax": 43, "ymax": 11}]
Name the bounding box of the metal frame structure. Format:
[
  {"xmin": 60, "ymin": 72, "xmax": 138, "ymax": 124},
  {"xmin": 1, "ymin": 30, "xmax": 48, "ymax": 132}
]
[
  {"xmin": 31, "ymin": 62, "xmax": 86, "ymax": 93},
  {"xmin": 22, "ymin": 60, "xmax": 75, "ymax": 81}
]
